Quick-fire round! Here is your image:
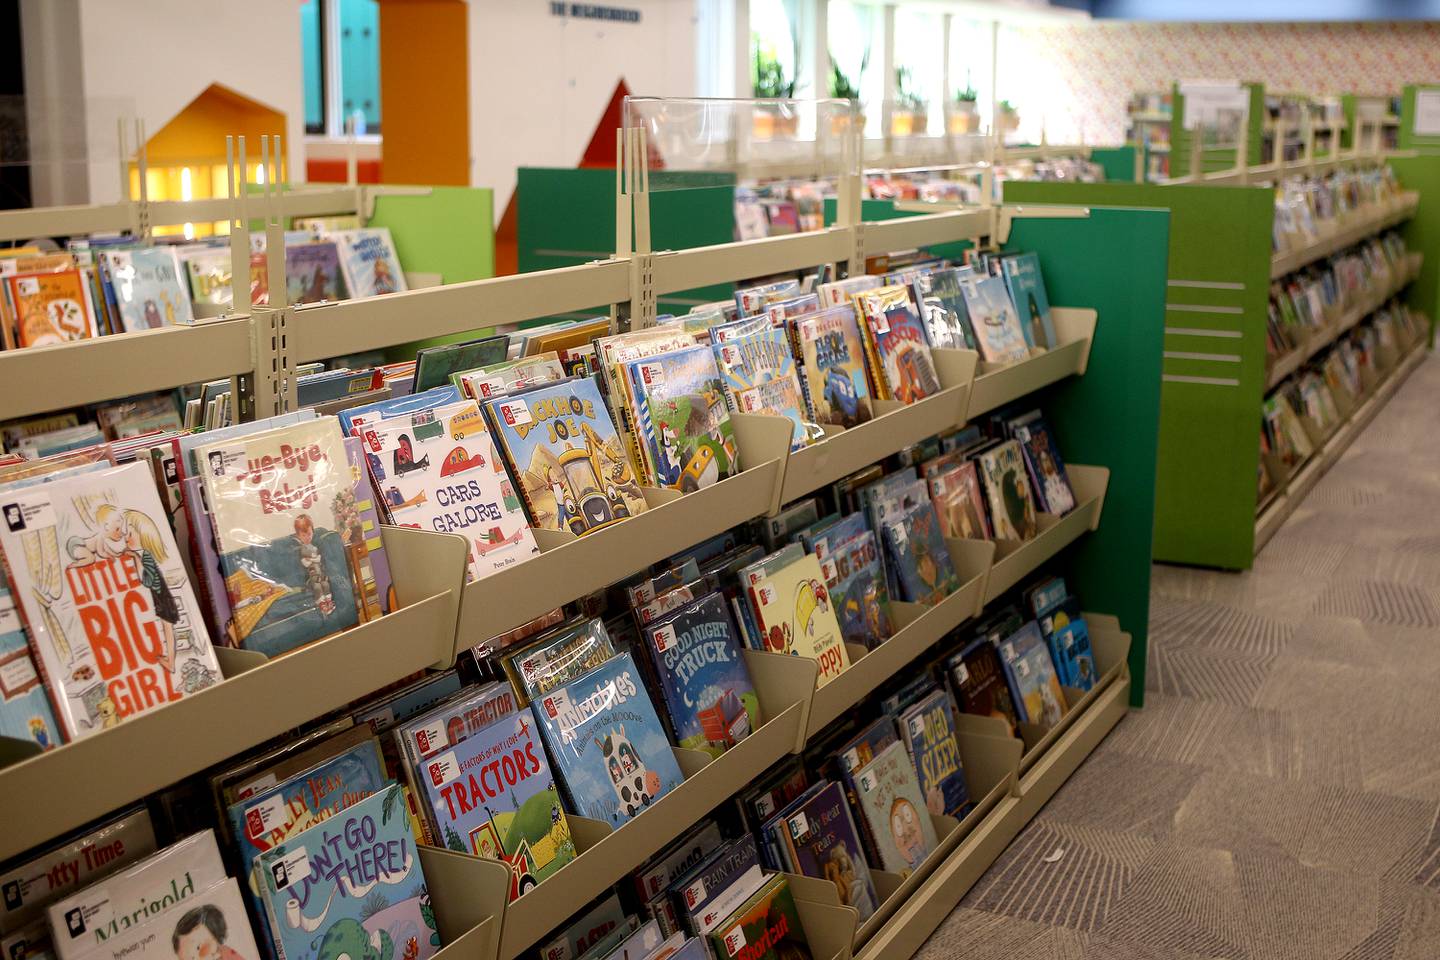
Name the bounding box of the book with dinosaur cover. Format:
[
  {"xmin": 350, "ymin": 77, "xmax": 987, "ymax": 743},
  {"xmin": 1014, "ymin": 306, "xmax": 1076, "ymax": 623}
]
[
  {"xmin": 853, "ymin": 740, "xmax": 938, "ymax": 877},
  {"xmin": 418, "ymin": 710, "xmax": 575, "ymax": 901},
  {"xmin": 898, "ymin": 690, "xmax": 969, "ymax": 818},
  {"xmin": 777, "ymin": 781, "xmax": 878, "ymax": 923},
  {"xmin": 794, "ymin": 307, "xmax": 874, "ymax": 429},
  {"xmin": 748, "ymin": 553, "xmax": 849, "ymax": 687},
  {"xmin": 483, "ymin": 378, "xmax": 648, "ymax": 536},
  {"xmin": 997, "ymin": 622, "xmax": 1067, "ymax": 727},
  {"xmin": 0, "ymin": 462, "xmax": 220, "ymax": 739},
  {"xmin": 102, "ymin": 248, "xmax": 195, "ymax": 330},
  {"xmin": 334, "ymin": 228, "xmax": 407, "ymax": 298},
  {"xmin": 707, "ymin": 875, "xmax": 811, "ymax": 960},
  {"xmin": 531, "ymin": 650, "xmax": 684, "ymax": 827},
  {"xmin": 976, "ymin": 440, "xmax": 1037, "ymax": 541},
  {"xmin": 193, "ymin": 417, "xmax": 365, "ymax": 656},
  {"xmin": 286, "ymin": 242, "xmax": 345, "ymax": 305},
  {"xmin": 959, "ymin": 273, "xmax": 1029, "ymax": 365},
  {"xmin": 855, "ymin": 285, "xmax": 942, "ymax": 405},
  {"xmin": 626, "ymin": 345, "xmax": 738, "ymax": 491},
  {"xmin": 6, "ymin": 271, "xmax": 95, "ymax": 347},
  {"xmin": 254, "ymin": 785, "xmax": 439, "ymax": 960}
]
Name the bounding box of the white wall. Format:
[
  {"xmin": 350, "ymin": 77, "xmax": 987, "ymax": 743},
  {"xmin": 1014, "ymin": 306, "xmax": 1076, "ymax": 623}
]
[
  {"xmin": 467, "ymin": 0, "xmax": 702, "ymax": 222},
  {"xmin": 22, "ymin": 0, "xmax": 306, "ymax": 205}
]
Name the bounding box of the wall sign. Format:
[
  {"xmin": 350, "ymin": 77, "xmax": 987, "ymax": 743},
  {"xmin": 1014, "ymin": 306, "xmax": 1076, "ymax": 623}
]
[{"xmin": 549, "ymin": 2, "xmax": 642, "ymax": 23}]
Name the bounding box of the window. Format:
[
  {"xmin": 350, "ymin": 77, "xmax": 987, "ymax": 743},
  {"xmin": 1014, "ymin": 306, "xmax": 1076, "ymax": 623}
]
[
  {"xmin": 894, "ymin": 7, "xmax": 944, "ymax": 136},
  {"xmin": 751, "ymin": 0, "xmax": 799, "ymax": 98},
  {"xmin": 828, "ymin": 1, "xmax": 879, "ymax": 136},
  {"xmin": 301, "ymin": 0, "xmax": 381, "ymax": 137},
  {"xmin": 949, "ymin": 18, "xmax": 994, "ymax": 134}
]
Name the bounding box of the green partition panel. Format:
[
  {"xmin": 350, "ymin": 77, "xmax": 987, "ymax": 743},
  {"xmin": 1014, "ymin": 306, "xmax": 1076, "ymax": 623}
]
[
  {"xmin": 1005, "ymin": 206, "xmax": 1169, "ymax": 706},
  {"xmin": 1170, "ymin": 82, "xmax": 1265, "ymax": 179},
  {"xmin": 1007, "ymin": 180, "xmax": 1273, "ymax": 571},
  {"xmin": 369, "ymin": 186, "xmax": 494, "ymax": 283},
  {"xmin": 1091, "ymin": 146, "xmax": 1138, "ymax": 183},
  {"xmin": 1391, "ymin": 155, "xmax": 1440, "ymax": 344},
  {"xmin": 1399, "ymin": 85, "xmax": 1440, "ymax": 154},
  {"xmin": 516, "ymin": 167, "xmax": 735, "ymax": 316}
]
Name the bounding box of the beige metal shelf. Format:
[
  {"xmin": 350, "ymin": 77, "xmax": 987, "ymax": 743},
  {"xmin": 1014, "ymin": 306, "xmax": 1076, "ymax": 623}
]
[
  {"xmin": 1270, "ymin": 192, "xmax": 1419, "ymax": 279},
  {"xmin": 650, "ymin": 230, "xmax": 853, "ymax": 296},
  {"xmin": 982, "ymin": 464, "xmax": 1108, "ymax": 603},
  {"xmin": 859, "ymin": 208, "xmax": 992, "ymax": 260}
]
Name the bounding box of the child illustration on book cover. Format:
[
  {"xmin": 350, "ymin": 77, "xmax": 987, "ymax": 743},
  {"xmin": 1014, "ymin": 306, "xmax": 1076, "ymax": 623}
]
[
  {"xmin": 890, "ymin": 797, "xmax": 927, "ymax": 869},
  {"xmin": 172, "ymin": 902, "xmax": 255, "ymax": 960}
]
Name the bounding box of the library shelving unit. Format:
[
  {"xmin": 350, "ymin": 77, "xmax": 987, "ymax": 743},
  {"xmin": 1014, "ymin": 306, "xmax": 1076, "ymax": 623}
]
[
  {"xmin": 1008, "ymin": 118, "xmax": 1435, "ymax": 569},
  {"xmin": 0, "ymin": 100, "xmax": 1165, "ymax": 960}
]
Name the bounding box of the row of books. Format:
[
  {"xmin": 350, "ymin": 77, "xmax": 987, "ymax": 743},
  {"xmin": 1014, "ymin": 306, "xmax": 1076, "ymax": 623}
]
[
  {"xmin": 0, "ymin": 225, "xmax": 406, "ymax": 350},
  {"xmin": 1265, "ymin": 231, "xmax": 1408, "ymax": 360},
  {"xmin": 1272, "ymin": 166, "xmax": 1400, "ymax": 252}
]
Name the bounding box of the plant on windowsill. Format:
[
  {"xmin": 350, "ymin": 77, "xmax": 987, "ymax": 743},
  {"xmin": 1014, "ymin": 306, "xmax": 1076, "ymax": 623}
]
[
  {"xmin": 998, "ymin": 98, "xmax": 1020, "ymax": 133},
  {"xmin": 753, "ymin": 40, "xmax": 800, "ymax": 139},
  {"xmin": 827, "ymin": 50, "xmax": 868, "ymax": 135},
  {"xmin": 948, "ymin": 77, "xmax": 980, "ymax": 135},
  {"xmin": 892, "ymin": 66, "xmax": 928, "ymax": 137}
]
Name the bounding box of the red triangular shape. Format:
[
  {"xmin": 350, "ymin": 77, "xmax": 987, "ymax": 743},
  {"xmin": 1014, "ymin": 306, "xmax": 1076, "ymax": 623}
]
[{"xmin": 580, "ymin": 79, "xmax": 663, "ymax": 169}]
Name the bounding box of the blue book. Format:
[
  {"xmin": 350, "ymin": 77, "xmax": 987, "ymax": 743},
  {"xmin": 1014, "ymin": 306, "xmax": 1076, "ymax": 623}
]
[
  {"xmin": 898, "ymin": 689, "xmax": 970, "ymax": 818},
  {"xmin": 881, "ymin": 501, "xmax": 960, "ymax": 605},
  {"xmin": 0, "ymin": 567, "xmax": 61, "ymax": 751},
  {"xmin": 531, "ymin": 651, "xmax": 685, "ymax": 826},
  {"xmin": 254, "ymin": 785, "xmax": 440, "ymax": 960},
  {"xmin": 826, "ymin": 530, "xmax": 891, "ymax": 649},
  {"xmin": 996, "ymin": 622, "xmax": 1067, "ymax": 727},
  {"xmin": 643, "ymin": 592, "xmax": 758, "ymax": 759},
  {"xmin": 1001, "ymin": 252, "xmax": 1057, "ymax": 351},
  {"xmin": 1053, "ymin": 618, "xmax": 1096, "ymax": 692}
]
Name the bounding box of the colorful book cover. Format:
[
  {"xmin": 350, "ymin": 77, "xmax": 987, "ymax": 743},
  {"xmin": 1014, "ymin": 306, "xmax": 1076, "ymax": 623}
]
[
  {"xmin": 182, "ymin": 249, "xmax": 232, "ymax": 306},
  {"xmin": 413, "ymin": 336, "xmax": 509, "ymax": 394},
  {"xmin": 976, "ymin": 440, "xmax": 1037, "ymax": 541},
  {"xmin": 72, "ymin": 878, "xmax": 259, "ymax": 960},
  {"xmin": 341, "ymin": 436, "xmax": 394, "ymax": 616},
  {"xmin": 960, "ymin": 274, "xmax": 1029, "ymax": 365},
  {"xmin": 898, "ymin": 690, "xmax": 969, "ymax": 818},
  {"xmin": 708, "ymin": 876, "xmax": 810, "ymax": 960},
  {"xmin": 668, "ymin": 836, "xmax": 764, "ymax": 935},
  {"xmin": 749, "ymin": 553, "xmax": 850, "ymax": 687},
  {"xmin": 396, "ymin": 682, "xmax": 518, "ymax": 768},
  {"xmin": 103, "ymin": 248, "xmax": 194, "ymax": 330},
  {"xmin": 0, "ymin": 567, "xmax": 62, "ymax": 751},
  {"xmin": 880, "ymin": 501, "xmax": 961, "ymax": 606},
  {"xmin": 856, "ymin": 285, "xmax": 942, "ymax": 405},
  {"xmin": 537, "ymin": 893, "xmax": 627, "ymax": 960},
  {"xmin": 911, "ymin": 267, "xmax": 976, "ymax": 350},
  {"xmin": 286, "ymin": 241, "xmax": 345, "ymax": 305},
  {"xmin": 1037, "ymin": 599, "xmax": 1095, "ymax": 692},
  {"xmin": 946, "ymin": 638, "xmax": 1019, "ymax": 735},
  {"xmin": 531, "ymin": 651, "xmax": 685, "ymax": 826},
  {"xmin": 7, "ymin": 271, "xmax": 94, "ymax": 347},
  {"xmin": 817, "ymin": 275, "xmax": 880, "ymax": 308},
  {"xmin": 627, "ymin": 346, "xmax": 738, "ymax": 492},
  {"xmin": 418, "ymin": 711, "xmax": 576, "ymax": 900},
  {"xmin": 483, "ymin": 378, "xmax": 648, "ymax": 536},
  {"xmin": 1010, "ymin": 414, "xmax": 1075, "ymax": 515},
  {"xmin": 928, "ymin": 461, "xmax": 991, "ymax": 540},
  {"xmin": 853, "ymin": 740, "xmax": 939, "ymax": 876},
  {"xmin": 643, "ymin": 592, "xmax": 758, "ymax": 758},
  {"xmin": 712, "ymin": 327, "xmax": 800, "ymax": 407},
  {"xmin": 633, "ymin": 822, "xmax": 725, "ymax": 904},
  {"xmin": 499, "ymin": 618, "xmax": 615, "ymax": 707},
  {"xmin": 334, "ymin": 227, "xmax": 407, "ymax": 298},
  {"xmin": 823, "ymin": 530, "xmax": 890, "ymax": 650},
  {"xmin": 456, "ymin": 355, "xmax": 566, "ymax": 401},
  {"xmin": 193, "ymin": 418, "xmax": 363, "ymax": 656},
  {"xmin": 794, "ymin": 307, "xmax": 874, "ymax": 429},
  {"xmin": 1001, "ymin": 253, "xmax": 1057, "ymax": 350},
  {"xmin": 362, "ymin": 401, "xmax": 537, "ymax": 581},
  {"xmin": 734, "ymin": 376, "xmax": 811, "ymax": 451},
  {"xmin": 255, "ymin": 785, "xmax": 438, "ymax": 960},
  {"xmin": 734, "ymin": 280, "xmax": 799, "ymax": 318},
  {"xmin": 997, "ymin": 622, "xmax": 1067, "ymax": 727},
  {"xmin": 780, "ymin": 781, "xmax": 878, "ymax": 923},
  {"xmin": 0, "ymin": 462, "xmax": 220, "ymax": 739}
]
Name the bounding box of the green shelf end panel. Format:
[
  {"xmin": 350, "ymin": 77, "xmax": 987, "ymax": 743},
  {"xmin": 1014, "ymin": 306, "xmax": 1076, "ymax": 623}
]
[
  {"xmin": 1091, "ymin": 146, "xmax": 1139, "ymax": 183},
  {"xmin": 1392, "ymin": 155, "xmax": 1440, "ymax": 346},
  {"xmin": 516, "ymin": 167, "xmax": 736, "ymax": 317},
  {"xmin": 1007, "ymin": 180, "xmax": 1275, "ymax": 572},
  {"xmin": 1169, "ymin": 82, "xmax": 1265, "ymax": 179},
  {"xmin": 1398, "ymin": 85, "xmax": 1440, "ymax": 155},
  {"xmin": 1004, "ymin": 206, "xmax": 1169, "ymax": 708}
]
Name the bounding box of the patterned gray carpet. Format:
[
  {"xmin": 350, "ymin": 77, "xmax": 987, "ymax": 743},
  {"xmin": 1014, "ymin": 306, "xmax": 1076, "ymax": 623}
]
[{"xmin": 918, "ymin": 354, "xmax": 1440, "ymax": 960}]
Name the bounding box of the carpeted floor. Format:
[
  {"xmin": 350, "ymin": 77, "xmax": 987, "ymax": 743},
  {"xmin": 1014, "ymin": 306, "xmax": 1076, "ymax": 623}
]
[{"xmin": 918, "ymin": 354, "xmax": 1440, "ymax": 960}]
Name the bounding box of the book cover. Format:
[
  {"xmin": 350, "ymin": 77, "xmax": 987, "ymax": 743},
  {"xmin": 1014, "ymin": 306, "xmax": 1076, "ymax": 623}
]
[
  {"xmin": 103, "ymin": 249, "xmax": 194, "ymax": 330},
  {"xmin": 412, "ymin": 336, "xmax": 509, "ymax": 394},
  {"xmin": 633, "ymin": 823, "xmax": 724, "ymax": 905},
  {"xmin": 499, "ymin": 618, "xmax": 615, "ymax": 707},
  {"xmin": 707, "ymin": 875, "xmax": 810, "ymax": 960},
  {"xmin": 362, "ymin": 401, "xmax": 537, "ymax": 581},
  {"xmin": 537, "ymin": 893, "xmax": 627, "ymax": 960},
  {"xmin": 749, "ymin": 553, "xmax": 849, "ymax": 687},
  {"xmin": 928, "ymin": 460, "xmax": 990, "ymax": 541},
  {"xmin": 643, "ymin": 592, "xmax": 758, "ymax": 758},
  {"xmin": 7, "ymin": 271, "xmax": 94, "ymax": 347},
  {"xmin": 668, "ymin": 836, "xmax": 764, "ymax": 935},
  {"xmin": 182, "ymin": 249, "xmax": 231, "ymax": 307},
  {"xmin": 71, "ymin": 878, "xmax": 259, "ymax": 960},
  {"xmin": 340, "ymin": 437, "xmax": 393, "ymax": 617},
  {"xmin": 0, "ymin": 568, "xmax": 62, "ymax": 751},
  {"xmin": 779, "ymin": 781, "xmax": 878, "ymax": 923},
  {"xmin": 1011, "ymin": 414, "xmax": 1075, "ymax": 515},
  {"xmin": 976, "ymin": 440, "xmax": 1037, "ymax": 541},
  {"xmin": 418, "ymin": 711, "xmax": 576, "ymax": 900},
  {"xmin": 285, "ymin": 242, "xmax": 345, "ymax": 305},
  {"xmin": 627, "ymin": 346, "xmax": 738, "ymax": 492},
  {"xmin": 1001, "ymin": 253, "xmax": 1056, "ymax": 350},
  {"xmin": 853, "ymin": 741, "xmax": 938, "ymax": 876},
  {"xmin": 734, "ymin": 280, "xmax": 799, "ymax": 318},
  {"xmin": 396, "ymin": 682, "xmax": 517, "ymax": 768},
  {"xmin": 824, "ymin": 530, "xmax": 890, "ymax": 650},
  {"xmin": 531, "ymin": 651, "xmax": 685, "ymax": 826},
  {"xmin": 193, "ymin": 418, "xmax": 363, "ymax": 656},
  {"xmin": 334, "ymin": 228, "xmax": 407, "ymax": 298},
  {"xmin": 898, "ymin": 690, "xmax": 969, "ymax": 818},
  {"xmin": 483, "ymin": 378, "xmax": 648, "ymax": 536},
  {"xmin": 794, "ymin": 307, "xmax": 874, "ymax": 429},
  {"xmin": 45, "ymin": 830, "xmax": 227, "ymax": 960},
  {"xmin": 960, "ymin": 274, "xmax": 1029, "ymax": 365},
  {"xmin": 911, "ymin": 267, "xmax": 976, "ymax": 350},
  {"xmin": 254, "ymin": 785, "xmax": 439, "ymax": 960},
  {"xmin": 855, "ymin": 286, "xmax": 942, "ymax": 405},
  {"xmin": 0, "ymin": 462, "xmax": 220, "ymax": 739},
  {"xmin": 1037, "ymin": 599, "xmax": 1095, "ymax": 692},
  {"xmin": 880, "ymin": 501, "xmax": 960, "ymax": 606},
  {"xmin": 997, "ymin": 622, "xmax": 1067, "ymax": 727},
  {"xmin": 946, "ymin": 638, "xmax": 1019, "ymax": 733},
  {"xmin": 734, "ymin": 376, "xmax": 811, "ymax": 452},
  {"xmin": 712, "ymin": 327, "xmax": 798, "ymax": 401}
]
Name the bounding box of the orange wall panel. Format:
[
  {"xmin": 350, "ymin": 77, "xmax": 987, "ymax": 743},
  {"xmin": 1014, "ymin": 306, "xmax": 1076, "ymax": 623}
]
[{"xmin": 378, "ymin": 0, "xmax": 469, "ymax": 185}]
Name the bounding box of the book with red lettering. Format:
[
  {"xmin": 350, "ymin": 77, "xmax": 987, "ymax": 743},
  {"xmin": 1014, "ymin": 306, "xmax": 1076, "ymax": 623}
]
[
  {"xmin": 707, "ymin": 874, "xmax": 812, "ymax": 960},
  {"xmin": 192, "ymin": 417, "xmax": 365, "ymax": 657},
  {"xmin": 0, "ymin": 462, "xmax": 220, "ymax": 740},
  {"xmin": 415, "ymin": 709, "xmax": 576, "ymax": 901}
]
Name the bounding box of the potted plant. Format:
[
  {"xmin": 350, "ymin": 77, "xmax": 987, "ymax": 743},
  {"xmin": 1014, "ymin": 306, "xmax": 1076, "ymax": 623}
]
[
  {"xmin": 947, "ymin": 78, "xmax": 980, "ymax": 135},
  {"xmin": 892, "ymin": 67, "xmax": 927, "ymax": 137},
  {"xmin": 827, "ymin": 50, "xmax": 867, "ymax": 135},
  {"xmin": 752, "ymin": 41, "xmax": 799, "ymax": 139},
  {"xmin": 997, "ymin": 99, "xmax": 1020, "ymax": 133}
]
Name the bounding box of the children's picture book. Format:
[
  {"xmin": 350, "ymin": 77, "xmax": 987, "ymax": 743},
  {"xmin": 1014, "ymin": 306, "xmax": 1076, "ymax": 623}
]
[
  {"xmin": 104, "ymin": 248, "xmax": 194, "ymax": 330},
  {"xmin": 669, "ymin": 837, "xmax": 765, "ymax": 935},
  {"xmin": 712, "ymin": 327, "xmax": 798, "ymax": 403},
  {"xmin": 341, "ymin": 436, "xmax": 393, "ymax": 616},
  {"xmin": 255, "ymin": 785, "xmax": 439, "ymax": 960},
  {"xmin": 531, "ymin": 651, "xmax": 685, "ymax": 826},
  {"xmin": 362, "ymin": 401, "xmax": 537, "ymax": 581},
  {"xmin": 499, "ymin": 618, "xmax": 614, "ymax": 707},
  {"xmin": 7, "ymin": 271, "xmax": 95, "ymax": 347},
  {"xmin": 946, "ymin": 638, "xmax": 1019, "ymax": 735},
  {"xmin": 396, "ymin": 682, "xmax": 517, "ymax": 768},
  {"xmin": 286, "ymin": 241, "xmax": 345, "ymax": 305},
  {"xmin": 182, "ymin": 249, "xmax": 232, "ymax": 306},
  {"xmin": 334, "ymin": 227, "xmax": 407, "ymax": 298},
  {"xmin": 413, "ymin": 336, "xmax": 510, "ymax": 394},
  {"xmin": 912, "ymin": 267, "xmax": 976, "ymax": 350},
  {"xmin": 928, "ymin": 461, "xmax": 991, "ymax": 540},
  {"xmin": 734, "ymin": 280, "xmax": 799, "ymax": 318},
  {"xmin": 418, "ymin": 711, "xmax": 576, "ymax": 900},
  {"xmin": 456, "ymin": 354, "xmax": 566, "ymax": 401},
  {"xmin": 627, "ymin": 345, "xmax": 739, "ymax": 492},
  {"xmin": 898, "ymin": 690, "xmax": 969, "ymax": 818},
  {"xmin": 74, "ymin": 877, "xmax": 260, "ymax": 960},
  {"xmin": 193, "ymin": 418, "xmax": 363, "ymax": 656},
  {"xmin": 537, "ymin": 893, "xmax": 627, "ymax": 960},
  {"xmin": 881, "ymin": 501, "xmax": 960, "ymax": 606},
  {"xmin": 855, "ymin": 285, "xmax": 943, "ymax": 405},
  {"xmin": 643, "ymin": 592, "xmax": 758, "ymax": 758},
  {"xmin": 1052, "ymin": 615, "xmax": 1096, "ymax": 692},
  {"xmin": 853, "ymin": 740, "xmax": 939, "ymax": 877},
  {"xmin": 960, "ymin": 273, "xmax": 1029, "ymax": 365},
  {"xmin": 749, "ymin": 553, "xmax": 850, "ymax": 687},
  {"xmin": 779, "ymin": 781, "xmax": 878, "ymax": 923},
  {"xmin": 0, "ymin": 568, "xmax": 62, "ymax": 751},
  {"xmin": 0, "ymin": 462, "xmax": 220, "ymax": 739},
  {"xmin": 707, "ymin": 875, "xmax": 811, "ymax": 960},
  {"xmin": 997, "ymin": 622, "xmax": 1067, "ymax": 727},
  {"xmin": 484, "ymin": 378, "xmax": 649, "ymax": 535},
  {"xmin": 825, "ymin": 530, "xmax": 890, "ymax": 650},
  {"xmin": 734, "ymin": 376, "xmax": 812, "ymax": 452},
  {"xmin": 1009, "ymin": 412, "xmax": 1076, "ymax": 515},
  {"xmin": 976, "ymin": 440, "xmax": 1037, "ymax": 541},
  {"xmin": 1000, "ymin": 253, "xmax": 1056, "ymax": 350},
  {"xmin": 794, "ymin": 307, "xmax": 874, "ymax": 429}
]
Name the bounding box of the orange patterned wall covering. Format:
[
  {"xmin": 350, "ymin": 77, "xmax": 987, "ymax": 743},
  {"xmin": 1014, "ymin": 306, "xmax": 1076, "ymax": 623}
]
[{"xmin": 1005, "ymin": 20, "xmax": 1440, "ymax": 144}]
